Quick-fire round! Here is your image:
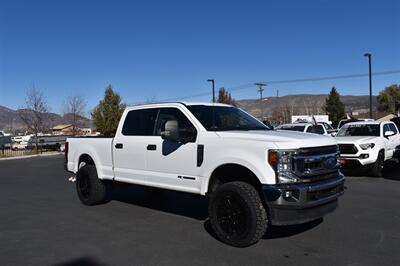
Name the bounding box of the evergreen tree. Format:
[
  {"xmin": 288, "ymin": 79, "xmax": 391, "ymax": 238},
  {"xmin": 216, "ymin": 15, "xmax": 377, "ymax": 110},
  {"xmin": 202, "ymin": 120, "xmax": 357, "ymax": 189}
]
[
  {"xmin": 324, "ymin": 87, "xmax": 345, "ymax": 127},
  {"xmin": 91, "ymin": 85, "xmax": 126, "ymax": 136},
  {"xmin": 377, "ymin": 84, "xmax": 400, "ymax": 113},
  {"xmin": 217, "ymin": 87, "xmax": 236, "ymax": 106}
]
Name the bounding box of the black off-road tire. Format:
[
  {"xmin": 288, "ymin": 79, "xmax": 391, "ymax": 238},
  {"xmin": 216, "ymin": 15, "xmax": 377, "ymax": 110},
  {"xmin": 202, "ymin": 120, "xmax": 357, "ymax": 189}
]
[
  {"xmin": 208, "ymin": 181, "xmax": 268, "ymax": 247},
  {"xmin": 76, "ymin": 165, "xmax": 109, "ymax": 205},
  {"xmin": 371, "ymin": 151, "xmax": 384, "ymax": 177}
]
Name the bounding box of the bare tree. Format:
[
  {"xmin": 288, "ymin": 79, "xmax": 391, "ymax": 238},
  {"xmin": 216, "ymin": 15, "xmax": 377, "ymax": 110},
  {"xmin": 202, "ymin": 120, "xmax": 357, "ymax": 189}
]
[
  {"xmin": 18, "ymin": 87, "xmax": 50, "ymax": 153},
  {"xmin": 63, "ymin": 95, "xmax": 86, "ymax": 135}
]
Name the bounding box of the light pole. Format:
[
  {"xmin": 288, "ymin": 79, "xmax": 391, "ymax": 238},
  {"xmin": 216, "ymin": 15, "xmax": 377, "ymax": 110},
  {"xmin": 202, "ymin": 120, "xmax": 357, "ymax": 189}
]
[
  {"xmin": 207, "ymin": 79, "xmax": 215, "ymax": 103},
  {"xmin": 364, "ymin": 53, "xmax": 373, "ymax": 119}
]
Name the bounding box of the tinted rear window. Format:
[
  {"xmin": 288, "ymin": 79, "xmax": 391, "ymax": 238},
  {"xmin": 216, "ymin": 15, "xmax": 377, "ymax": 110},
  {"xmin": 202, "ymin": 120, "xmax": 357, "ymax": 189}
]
[{"xmin": 122, "ymin": 109, "xmax": 158, "ymax": 136}]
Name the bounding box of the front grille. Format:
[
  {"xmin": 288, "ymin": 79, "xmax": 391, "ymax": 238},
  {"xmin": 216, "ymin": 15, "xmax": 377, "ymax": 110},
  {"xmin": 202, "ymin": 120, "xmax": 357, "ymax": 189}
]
[
  {"xmin": 338, "ymin": 144, "xmax": 358, "ymax": 154},
  {"xmin": 293, "ymin": 146, "xmax": 340, "ymax": 182},
  {"xmin": 298, "ymin": 145, "xmax": 338, "ymax": 156}
]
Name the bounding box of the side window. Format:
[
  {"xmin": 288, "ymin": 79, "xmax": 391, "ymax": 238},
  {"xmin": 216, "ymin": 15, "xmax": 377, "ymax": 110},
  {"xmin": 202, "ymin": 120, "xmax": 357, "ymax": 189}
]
[
  {"xmin": 307, "ymin": 125, "xmax": 325, "ymax": 134},
  {"xmin": 122, "ymin": 109, "xmax": 158, "ymax": 136},
  {"xmin": 383, "ymin": 124, "xmax": 391, "ymax": 136},
  {"xmin": 389, "ymin": 123, "xmax": 398, "ymax": 134},
  {"xmin": 155, "ymin": 108, "xmax": 197, "ymax": 141}
]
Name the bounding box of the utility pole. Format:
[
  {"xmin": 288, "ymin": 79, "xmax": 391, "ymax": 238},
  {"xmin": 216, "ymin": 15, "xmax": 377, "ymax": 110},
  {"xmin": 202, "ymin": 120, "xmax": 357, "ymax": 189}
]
[
  {"xmin": 207, "ymin": 79, "xmax": 215, "ymax": 103},
  {"xmin": 364, "ymin": 53, "xmax": 373, "ymax": 119},
  {"xmin": 255, "ymin": 82, "xmax": 266, "ymax": 119}
]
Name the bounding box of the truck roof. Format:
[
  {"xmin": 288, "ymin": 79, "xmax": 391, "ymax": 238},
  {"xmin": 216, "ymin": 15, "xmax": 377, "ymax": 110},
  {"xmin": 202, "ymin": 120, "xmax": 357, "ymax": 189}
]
[
  {"xmin": 129, "ymin": 101, "xmax": 233, "ymax": 109},
  {"xmin": 344, "ymin": 121, "xmax": 382, "ymax": 126}
]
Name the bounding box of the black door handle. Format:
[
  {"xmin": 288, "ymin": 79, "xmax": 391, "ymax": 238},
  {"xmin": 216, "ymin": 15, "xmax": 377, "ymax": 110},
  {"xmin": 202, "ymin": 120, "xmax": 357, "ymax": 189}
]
[
  {"xmin": 147, "ymin": 144, "xmax": 157, "ymax": 151},
  {"xmin": 115, "ymin": 143, "xmax": 123, "ymax": 149}
]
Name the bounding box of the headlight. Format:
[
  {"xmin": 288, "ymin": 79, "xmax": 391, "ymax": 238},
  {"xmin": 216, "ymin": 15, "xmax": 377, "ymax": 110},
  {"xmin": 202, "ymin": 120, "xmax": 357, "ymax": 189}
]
[
  {"xmin": 268, "ymin": 149, "xmax": 299, "ymax": 183},
  {"xmin": 359, "ymin": 143, "xmax": 375, "ymax": 150}
]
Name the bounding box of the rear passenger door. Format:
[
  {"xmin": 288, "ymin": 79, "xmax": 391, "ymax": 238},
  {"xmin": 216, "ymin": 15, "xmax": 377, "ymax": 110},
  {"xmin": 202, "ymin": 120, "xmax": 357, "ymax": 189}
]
[{"xmin": 113, "ymin": 108, "xmax": 158, "ymax": 184}]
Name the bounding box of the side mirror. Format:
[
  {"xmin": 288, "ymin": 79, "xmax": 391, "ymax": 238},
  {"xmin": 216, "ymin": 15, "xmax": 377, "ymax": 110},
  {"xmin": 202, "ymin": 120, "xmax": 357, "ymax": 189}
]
[
  {"xmin": 384, "ymin": 130, "xmax": 395, "ymax": 138},
  {"xmin": 161, "ymin": 120, "xmax": 179, "ymax": 142}
]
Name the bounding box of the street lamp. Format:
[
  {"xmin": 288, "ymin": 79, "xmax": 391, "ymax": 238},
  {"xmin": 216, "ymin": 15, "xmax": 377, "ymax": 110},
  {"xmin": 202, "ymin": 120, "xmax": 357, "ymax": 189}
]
[
  {"xmin": 364, "ymin": 53, "xmax": 373, "ymax": 119},
  {"xmin": 207, "ymin": 79, "xmax": 215, "ymax": 103}
]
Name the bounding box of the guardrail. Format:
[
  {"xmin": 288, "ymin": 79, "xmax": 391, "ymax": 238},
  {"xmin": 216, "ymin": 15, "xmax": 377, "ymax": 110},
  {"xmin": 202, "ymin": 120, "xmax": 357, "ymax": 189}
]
[
  {"xmin": 0, "ymin": 147, "xmax": 62, "ymax": 158},
  {"xmin": 0, "ymin": 148, "xmax": 37, "ymax": 158}
]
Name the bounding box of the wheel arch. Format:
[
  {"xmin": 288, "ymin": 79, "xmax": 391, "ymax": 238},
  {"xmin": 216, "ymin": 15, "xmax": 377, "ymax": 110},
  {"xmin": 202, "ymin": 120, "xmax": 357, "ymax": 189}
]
[
  {"xmin": 78, "ymin": 153, "xmax": 96, "ymax": 169},
  {"xmin": 206, "ymin": 163, "xmax": 262, "ymax": 195},
  {"xmin": 378, "ymin": 148, "xmax": 385, "ymax": 160}
]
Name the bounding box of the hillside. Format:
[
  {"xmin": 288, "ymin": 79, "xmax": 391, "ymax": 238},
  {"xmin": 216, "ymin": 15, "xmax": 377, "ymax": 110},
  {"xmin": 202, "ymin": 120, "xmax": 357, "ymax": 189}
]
[
  {"xmin": 236, "ymin": 94, "xmax": 378, "ymax": 118},
  {"xmin": 0, "ymin": 94, "xmax": 378, "ymax": 131},
  {"xmin": 0, "ymin": 106, "xmax": 92, "ymax": 132}
]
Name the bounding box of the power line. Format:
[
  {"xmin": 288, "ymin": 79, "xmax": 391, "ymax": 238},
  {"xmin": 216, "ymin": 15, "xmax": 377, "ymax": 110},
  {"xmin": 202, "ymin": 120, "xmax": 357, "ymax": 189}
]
[
  {"xmin": 255, "ymin": 82, "xmax": 266, "ymax": 119},
  {"xmin": 155, "ymin": 70, "xmax": 400, "ymax": 102}
]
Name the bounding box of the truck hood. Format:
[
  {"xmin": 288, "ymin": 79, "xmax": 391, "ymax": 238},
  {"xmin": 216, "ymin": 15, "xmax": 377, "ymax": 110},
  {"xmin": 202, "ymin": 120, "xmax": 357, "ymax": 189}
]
[
  {"xmin": 215, "ymin": 130, "xmax": 337, "ymax": 149},
  {"xmin": 335, "ymin": 136, "xmax": 378, "ymax": 144}
]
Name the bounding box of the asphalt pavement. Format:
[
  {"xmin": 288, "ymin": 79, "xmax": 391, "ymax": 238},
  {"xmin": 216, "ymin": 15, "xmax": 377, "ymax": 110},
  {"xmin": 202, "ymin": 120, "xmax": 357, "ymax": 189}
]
[{"xmin": 1, "ymin": 155, "xmax": 399, "ymax": 266}]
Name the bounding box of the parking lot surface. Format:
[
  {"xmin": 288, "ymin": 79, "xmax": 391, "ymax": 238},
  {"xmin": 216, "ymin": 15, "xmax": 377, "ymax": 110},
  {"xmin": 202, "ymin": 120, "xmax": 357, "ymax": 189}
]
[{"xmin": 1, "ymin": 155, "xmax": 399, "ymax": 266}]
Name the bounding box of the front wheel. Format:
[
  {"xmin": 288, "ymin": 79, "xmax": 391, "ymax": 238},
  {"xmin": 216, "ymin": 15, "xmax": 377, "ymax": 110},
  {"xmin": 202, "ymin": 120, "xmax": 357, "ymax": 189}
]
[
  {"xmin": 371, "ymin": 152, "xmax": 384, "ymax": 177},
  {"xmin": 208, "ymin": 181, "xmax": 268, "ymax": 247}
]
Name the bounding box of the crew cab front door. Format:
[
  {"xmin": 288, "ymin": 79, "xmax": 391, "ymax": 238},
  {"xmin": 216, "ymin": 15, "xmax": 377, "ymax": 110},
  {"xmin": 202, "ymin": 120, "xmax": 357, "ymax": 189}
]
[
  {"xmin": 145, "ymin": 107, "xmax": 202, "ymax": 193},
  {"xmin": 382, "ymin": 123, "xmax": 399, "ymax": 159}
]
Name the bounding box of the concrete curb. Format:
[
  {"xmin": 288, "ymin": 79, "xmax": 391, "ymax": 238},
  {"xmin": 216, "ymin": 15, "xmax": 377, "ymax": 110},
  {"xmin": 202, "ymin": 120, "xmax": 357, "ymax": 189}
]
[{"xmin": 0, "ymin": 152, "xmax": 63, "ymax": 161}]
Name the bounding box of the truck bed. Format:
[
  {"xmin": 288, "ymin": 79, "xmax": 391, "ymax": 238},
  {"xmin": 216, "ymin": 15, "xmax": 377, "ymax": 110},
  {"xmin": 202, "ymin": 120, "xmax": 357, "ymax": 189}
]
[{"xmin": 66, "ymin": 137, "xmax": 114, "ymax": 180}]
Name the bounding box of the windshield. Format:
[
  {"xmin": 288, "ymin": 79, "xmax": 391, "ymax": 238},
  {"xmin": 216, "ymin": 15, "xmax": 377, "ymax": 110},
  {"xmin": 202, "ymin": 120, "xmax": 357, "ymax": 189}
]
[
  {"xmin": 187, "ymin": 105, "xmax": 269, "ymax": 131},
  {"xmin": 278, "ymin": 125, "xmax": 306, "ymax": 132},
  {"xmin": 336, "ymin": 124, "xmax": 380, "ymax": 137}
]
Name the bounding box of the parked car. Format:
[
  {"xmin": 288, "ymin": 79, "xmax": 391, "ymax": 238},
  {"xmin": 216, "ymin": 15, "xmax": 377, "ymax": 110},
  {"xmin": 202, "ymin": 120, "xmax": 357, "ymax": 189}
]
[
  {"xmin": 27, "ymin": 135, "xmax": 71, "ymax": 151},
  {"xmin": 335, "ymin": 121, "xmax": 400, "ymax": 176},
  {"xmin": 65, "ymin": 102, "xmax": 344, "ymax": 247},
  {"xmin": 0, "ymin": 135, "xmax": 12, "ymax": 149},
  {"xmin": 337, "ymin": 118, "xmax": 374, "ymax": 129},
  {"xmin": 276, "ymin": 123, "xmax": 333, "ymax": 136},
  {"xmin": 390, "ymin": 117, "xmax": 400, "ymax": 130}
]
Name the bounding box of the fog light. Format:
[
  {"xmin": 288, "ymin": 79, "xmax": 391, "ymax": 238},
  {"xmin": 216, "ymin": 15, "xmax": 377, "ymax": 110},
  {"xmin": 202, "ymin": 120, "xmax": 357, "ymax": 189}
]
[
  {"xmin": 360, "ymin": 154, "xmax": 369, "ymax": 159},
  {"xmin": 284, "ymin": 191, "xmax": 292, "ymax": 198}
]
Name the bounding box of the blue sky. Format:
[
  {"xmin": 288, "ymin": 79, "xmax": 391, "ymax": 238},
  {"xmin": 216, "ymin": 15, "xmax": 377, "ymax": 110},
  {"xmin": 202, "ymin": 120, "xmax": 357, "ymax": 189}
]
[{"xmin": 0, "ymin": 0, "xmax": 399, "ymax": 114}]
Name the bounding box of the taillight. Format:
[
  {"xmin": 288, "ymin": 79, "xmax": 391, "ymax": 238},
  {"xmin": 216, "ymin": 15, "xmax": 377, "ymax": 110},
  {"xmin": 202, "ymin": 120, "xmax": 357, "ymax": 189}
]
[{"xmin": 64, "ymin": 141, "xmax": 69, "ymax": 162}]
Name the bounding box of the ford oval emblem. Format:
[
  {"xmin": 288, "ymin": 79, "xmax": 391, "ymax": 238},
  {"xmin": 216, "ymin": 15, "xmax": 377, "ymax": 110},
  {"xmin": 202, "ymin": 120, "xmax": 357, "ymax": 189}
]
[{"xmin": 323, "ymin": 157, "xmax": 337, "ymax": 169}]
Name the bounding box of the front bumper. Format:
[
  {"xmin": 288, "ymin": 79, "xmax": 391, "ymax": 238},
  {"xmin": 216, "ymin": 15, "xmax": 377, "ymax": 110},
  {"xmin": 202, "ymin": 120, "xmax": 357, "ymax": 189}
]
[{"xmin": 262, "ymin": 173, "xmax": 345, "ymax": 225}]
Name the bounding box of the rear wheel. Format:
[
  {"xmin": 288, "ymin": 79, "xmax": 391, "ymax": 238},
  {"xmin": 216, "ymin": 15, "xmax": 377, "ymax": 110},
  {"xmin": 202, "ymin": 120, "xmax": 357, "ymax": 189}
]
[
  {"xmin": 371, "ymin": 151, "xmax": 384, "ymax": 177},
  {"xmin": 76, "ymin": 165, "xmax": 109, "ymax": 205},
  {"xmin": 208, "ymin": 181, "xmax": 268, "ymax": 247}
]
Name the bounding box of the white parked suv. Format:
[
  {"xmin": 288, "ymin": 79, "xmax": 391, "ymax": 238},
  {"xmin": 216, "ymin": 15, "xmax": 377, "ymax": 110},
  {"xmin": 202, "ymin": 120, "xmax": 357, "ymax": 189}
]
[
  {"xmin": 335, "ymin": 121, "xmax": 400, "ymax": 176},
  {"xmin": 65, "ymin": 102, "xmax": 344, "ymax": 247},
  {"xmin": 276, "ymin": 123, "xmax": 333, "ymax": 136}
]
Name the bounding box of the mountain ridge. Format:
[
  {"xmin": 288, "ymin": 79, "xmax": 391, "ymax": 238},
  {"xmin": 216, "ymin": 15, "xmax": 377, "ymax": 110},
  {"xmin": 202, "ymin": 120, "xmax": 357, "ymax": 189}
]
[{"xmin": 0, "ymin": 93, "xmax": 378, "ymax": 130}]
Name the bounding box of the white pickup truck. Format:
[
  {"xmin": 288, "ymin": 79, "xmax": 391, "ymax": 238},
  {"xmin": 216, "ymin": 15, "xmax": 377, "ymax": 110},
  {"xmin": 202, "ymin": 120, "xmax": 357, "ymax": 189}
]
[
  {"xmin": 65, "ymin": 102, "xmax": 344, "ymax": 247},
  {"xmin": 336, "ymin": 121, "xmax": 400, "ymax": 176}
]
